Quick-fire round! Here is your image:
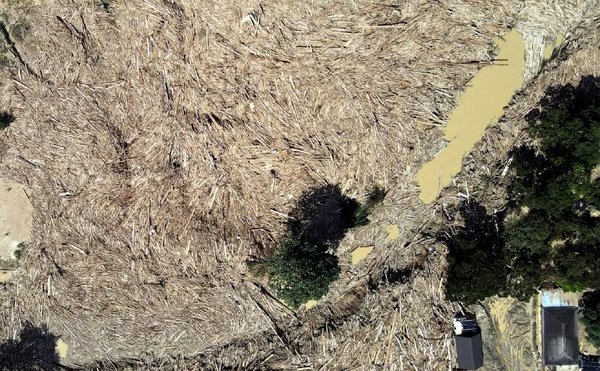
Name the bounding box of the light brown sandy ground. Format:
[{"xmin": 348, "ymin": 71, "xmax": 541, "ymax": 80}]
[
  {"xmin": 0, "ymin": 0, "xmax": 597, "ymax": 369},
  {"xmin": 0, "ymin": 179, "xmax": 32, "ymax": 282},
  {"xmin": 478, "ymin": 297, "xmax": 538, "ymax": 371},
  {"xmin": 580, "ymin": 322, "xmax": 599, "ymax": 355}
]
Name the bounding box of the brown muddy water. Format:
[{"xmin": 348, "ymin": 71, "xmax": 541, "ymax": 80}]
[
  {"xmin": 417, "ymin": 30, "xmax": 525, "ymax": 203},
  {"xmin": 351, "ymin": 246, "xmax": 374, "ymax": 265}
]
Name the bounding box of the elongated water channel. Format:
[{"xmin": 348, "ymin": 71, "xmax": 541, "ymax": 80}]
[{"xmin": 417, "ymin": 30, "xmax": 525, "ymax": 203}]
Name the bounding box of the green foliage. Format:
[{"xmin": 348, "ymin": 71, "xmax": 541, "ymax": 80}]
[
  {"xmin": 581, "ymin": 290, "xmax": 600, "ymax": 349},
  {"xmin": 366, "ymin": 185, "xmax": 387, "ymax": 207},
  {"xmin": 555, "ymin": 279, "xmax": 586, "ymax": 293},
  {"xmin": 267, "ymin": 235, "xmax": 340, "ymax": 309},
  {"xmin": 504, "ymin": 211, "xmax": 553, "ymax": 255},
  {"xmin": 352, "ymin": 204, "xmax": 370, "ymax": 227},
  {"xmin": 443, "ymin": 76, "xmax": 600, "ymax": 304},
  {"xmin": 14, "ymin": 242, "xmax": 25, "ymax": 260},
  {"xmin": 506, "ymin": 76, "xmax": 600, "ymax": 292},
  {"xmin": 503, "ymin": 247, "xmax": 548, "ymax": 299},
  {"xmin": 350, "ymin": 185, "xmax": 387, "ymax": 226},
  {"xmin": 553, "ymin": 245, "xmax": 600, "ymax": 290},
  {"xmin": 267, "ymin": 184, "xmax": 371, "ymax": 309}
]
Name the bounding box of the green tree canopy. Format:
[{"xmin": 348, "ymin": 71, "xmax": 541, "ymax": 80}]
[
  {"xmin": 267, "ymin": 184, "xmax": 383, "ymax": 309},
  {"xmin": 443, "ymin": 76, "xmax": 600, "ymax": 303},
  {"xmin": 267, "ymin": 235, "xmax": 340, "ymax": 309},
  {"xmin": 581, "ymin": 290, "xmax": 600, "ymax": 349}
]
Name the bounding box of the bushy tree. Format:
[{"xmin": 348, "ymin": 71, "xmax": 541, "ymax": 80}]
[
  {"xmin": 504, "ymin": 253, "xmax": 544, "ymax": 300},
  {"xmin": 443, "ymin": 76, "xmax": 600, "ymax": 303},
  {"xmin": 267, "ymin": 184, "xmax": 381, "ymax": 309},
  {"xmin": 581, "ymin": 290, "xmax": 600, "ymax": 348},
  {"xmin": 506, "ymin": 76, "xmax": 600, "ymax": 292},
  {"xmin": 554, "ymin": 245, "xmax": 600, "ymax": 291},
  {"xmin": 504, "ymin": 211, "xmax": 554, "ymax": 254},
  {"xmin": 267, "ymin": 235, "xmax": 340, "ymax": 308}
]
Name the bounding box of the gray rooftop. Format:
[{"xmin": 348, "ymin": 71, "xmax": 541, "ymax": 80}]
[
  {"xmin": 455, "ymin": 332, "xmax": 483, "ymax": 370},
  {"xmin": 542, "ymin": 306, "xmax": 579, "ymax": 365}
]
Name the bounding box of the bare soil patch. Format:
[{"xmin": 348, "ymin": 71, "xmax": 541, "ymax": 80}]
[{"xmin": 0, "ymin": 179, "xmax": 32, "ymax": 282}]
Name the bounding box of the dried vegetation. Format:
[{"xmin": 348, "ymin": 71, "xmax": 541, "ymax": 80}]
[{"xmin": 0, "ymin": 0, "xmax": 598, "ymax": 369}]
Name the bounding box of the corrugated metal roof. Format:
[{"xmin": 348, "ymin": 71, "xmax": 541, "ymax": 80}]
[{"xmin": 540, "ymin": 290, "xmax": 580, "ymax": 307}]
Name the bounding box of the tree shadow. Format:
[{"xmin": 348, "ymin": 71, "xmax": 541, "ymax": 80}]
[
  {"xmin": 448, "ymin": 198, "xmax": 506, "ymax": 243},
  {"xmin": 525, "ymin": 75, "xmax": 600, "ymax": 126},
  {"xmin": 0, "ymin": 322, "xmax": 60, "ymax": 371},
  {"xmin": 511, "ymin": 75, "xmax": 600, "ymax": 204},
  {"xmin": 0, "ymin": 111, "xmax": 14, "ymax": 131},
  {"xmin": 581, "ymin": 289, "xmax": 600, "ymax": 309},
  {"xmin": 368, "ymin": 266, "xmax": 413, "ymax": 291},
  {"xmin": 288, "ymin": 184, "xmax": 363, "ymax": 248},
  {"xmin": 438, "ymin": 199, "xmax": 509, "ymax": 304}
]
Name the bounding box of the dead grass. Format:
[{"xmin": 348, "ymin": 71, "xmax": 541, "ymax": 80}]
[{"xmin": 0, "ymin": 0, "xmax": 597, "ymax": 369}]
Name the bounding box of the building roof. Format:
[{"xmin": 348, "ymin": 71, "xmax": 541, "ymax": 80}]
[
  {"xmin": 542, "ymin": 306, "xmax": 579, "ymax": 365},
  {"xmin": 455, "ymin": 332, "xmax": 483, "ymax": 370},
  {"xmin": 454, "ymin": 315, "xmax": 478, "ymax": 335},
  {"xmin": 540, "ymin": 289, "xmax": 580, "ymax": 307},
  {"xmin": 581, "ymin": 354, "xmax": 600, "ymax": 370}
]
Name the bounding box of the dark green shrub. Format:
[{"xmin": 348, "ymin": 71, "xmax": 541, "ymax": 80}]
[
  {"xmin": 553, "ymin": 245, "xmax": 600, "ymax": 291},
  {"xmin": 504, "ymin": 211, "xmax": 553, "ymax": 255},
  {"xmin": 581, "ymin": 290, "xmax": 600, "ymax": 349},
  {"xmin": 352, "ymin": 204, "xmax": 370, "ymax": 227},
  {"xmin": 267, "ymin": 184, "xmax": 370, "ymax": 309},
  {"xmin": 267, "ymin": 235, "xmax": 340, "ymax": 308},
  {"xmin": 504, "ymin": 253, "xmax": 544, "ymax": 300},
  {"xmin": 442, "ymin": 200, "xmax": 508, "ymax": 304},
  {"xmin": 14, "ymin": 242, "xmax": 25, "ymax": 260}
]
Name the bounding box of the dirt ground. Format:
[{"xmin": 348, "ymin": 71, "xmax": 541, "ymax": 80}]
[
  {"xmin": 0, "ymin": 0, "xmax": 598, "ymax": 369},
  {"xmin": 580, "ymin": 322, "xmax": 599, "ymax": 355},
  {"xmin": 474, "ymin": 297, "xmax": 539, "ymax": 371},
  {"xmin": 0, "ymin": 179, "xmax": 32, "ymax": 282}
]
